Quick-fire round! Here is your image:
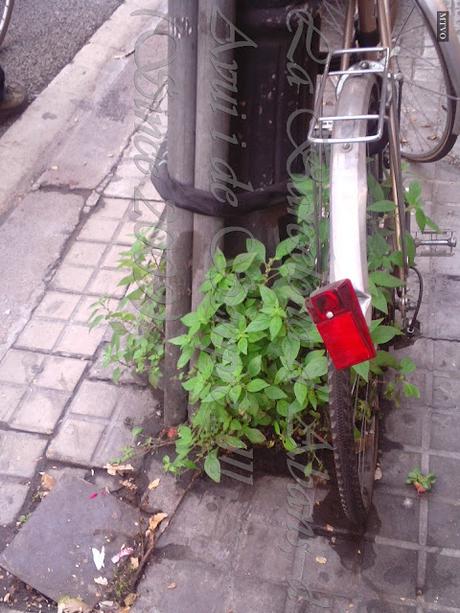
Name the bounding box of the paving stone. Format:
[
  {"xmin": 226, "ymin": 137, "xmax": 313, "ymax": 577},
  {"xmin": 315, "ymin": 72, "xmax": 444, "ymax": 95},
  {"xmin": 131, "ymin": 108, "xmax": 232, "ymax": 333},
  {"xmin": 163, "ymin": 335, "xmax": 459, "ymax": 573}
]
[
  {"xmin": 427, "ymin": 500, "xmax": 460, "ymax": 548},
  {"xmin": 51, "ymin": 265, "xmax": 94, "ymax": 293},
  {"xmin": 16, "ymin": 319, "xmax": 65, "ymax": 351},
  {"xmin": 382, "ymin": 406, "xmax": 425, "ymax": 448},
  {"xmin": 63, "ymin": 241, "xmax": 107, "ymax": 267},
  {"xmin": 86, "ymin": 269, "xmax": 126, "ymax": 298},
  {"xmin": 433, "ymin": 339, "xmax": 460, "ymax": 374},
  {"xmin": 425, "ymin": 553, "xmax": 460, "ymax": 608},
  {"xmin": 0, "ymin": 384, "xmax": 26, "ymax": 422},
  {"xmin": 69, "ymin": 380, "xmax": 119, "ymax": 418},
  {"xmin": 222, "ymin": 575, "xmax": 287, "ymax": 613},
  {"xmin": 34, "ymin": 291, "xmax": 81, "ymax": 321},
  {"xmin": 35, "ymin": 355, "xmax": 87, "ymax": 392},
  {"xmin": 0, "ymin": 431, "xmax": 47, "ymax": 478},
  {"xmin": 142, "ymin": 455, "xmax": 188, "ymax": 517},
  {"xmin": 0, "ymin": 480, "xmax": 29, "ymax": 526},
  {"xmin": 77, "ymin": 218, "xmax": 120, "ymax": 242},
  {"xmin": 89, "ymin": 343, "xmax": 148, "ymax": 386},
  {"xmin": 0, "ymin": 350, "xmax": 44, "ymax": 385},
  {"xmin": 378, "ymin": 449, "xmax": 422, "ymax": 490},
  {"xmin": 357, "ymin": 544, "xmax": 417, "ymax": 599},
  {"xmin": 73, "ymin": 296, "xmax": 118, "ymax": 324},
  {"xmin": 428, "ymin": 456, "xmax": 460, "ymax": 499},
  {"xmin": 10, "ymin": 388, "xmax": 69, "ymax": 434},
  {"xmin": 46, "ymin": 417, "xmax": 107, "ymax": 466},
  {"xmin": 0, "ymin": 476, "xmax": 142, "ymax": 608},
  {"xmin": 101, "ymin": 244, "xmax": 128, "ymax": 268},
  {"xmin": 396, "ymin": 339, "xmax": 434, "ymax": 372},
  {"xmin": 92, "ymin": 197, "xmax": 130, "ymax": 220},
  {"xmin": 367, "ymin": 489, "xmax": 420, "ymax": 542},
  {"xmin": 430, "ymin": 412, "xmax": 460, "ymax": 453},
  {"xmin": 54, "ymin": 324, "xmax": 105, "ymax": 357},
  {"xmin": 433, "ymin": 374, "xmax": 459, "ymax": 409}
]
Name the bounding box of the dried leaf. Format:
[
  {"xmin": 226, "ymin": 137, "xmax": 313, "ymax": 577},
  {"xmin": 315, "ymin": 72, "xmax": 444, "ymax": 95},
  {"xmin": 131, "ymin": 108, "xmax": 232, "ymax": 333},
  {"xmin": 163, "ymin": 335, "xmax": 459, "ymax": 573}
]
[
  {"xmin": 374, "ymin": 467, "xmax": 383, "ymax": 481},
  {"xmin": 94, "ymin": 576, "xmax": 108, "ymax": 586},
  {"xmin": 167, "ymin": 582, "xmax": 177, "ymax": 590},
  {"xmin": 130, "ymin": 557, "xmax": 139, "ymax": 570},
  {"xmin": 120, "ymin": 479, "xmax": 137, "ymax": 492},
  {"xmin": 92, "ymin": 546, "xmax": 105, "ymax": 570},
  {"xmin": 149, "ymin": 512, "xmax": 168, "ymax": 533},
  {"xmin": 315, "ymin": 556, "xmax": 327, "ymax": 565},
  {"xmin": 124, "ymin": 593, "xmax": 137, "ymax": 607},
  {"xmin": 104, "ymin": 463, "xmax": 134, "ymax": 476},
  {"xmin": 41, "ymin": 473, "xmax": 56, "ymax": 491},
  {"xmin": 148, "ymin": 478, "xmax": 160, "ymax": 490},
  {"xmin": 57, "ymin": 597, "xmax": 92, "ymax": 613},
  {"xmin": 325, "ymin": 524, "xmax": 334, "ymax": 532},
  {"xmin": 111, "ymin": 547, "xmax": 134, "ymax": 564}
]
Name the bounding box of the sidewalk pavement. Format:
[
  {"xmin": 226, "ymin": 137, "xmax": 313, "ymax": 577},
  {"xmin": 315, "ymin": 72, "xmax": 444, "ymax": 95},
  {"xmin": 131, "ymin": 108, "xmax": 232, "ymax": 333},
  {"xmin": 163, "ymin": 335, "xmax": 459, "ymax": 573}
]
[{"xmin": 0, "ymin": 1, "xmax": 459, "ymax": 612}]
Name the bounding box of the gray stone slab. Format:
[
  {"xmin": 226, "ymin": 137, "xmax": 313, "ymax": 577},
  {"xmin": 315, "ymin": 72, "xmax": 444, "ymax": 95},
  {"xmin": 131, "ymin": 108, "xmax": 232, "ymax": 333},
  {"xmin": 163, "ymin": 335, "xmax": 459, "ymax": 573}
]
[
  {"xmin": 0, "ymin": 480, "xmax": 29, "ymax": 526},
  {"xmin": 0, "ymin": 431, "xmax": 47, "ymax": 478},
  {"xmin": 0, "ymin": 475, "xmax": 142, "ymax": 608},
  {"xmin": 0, "ymin": 192, "xmax": 84, "ymax": 361}
]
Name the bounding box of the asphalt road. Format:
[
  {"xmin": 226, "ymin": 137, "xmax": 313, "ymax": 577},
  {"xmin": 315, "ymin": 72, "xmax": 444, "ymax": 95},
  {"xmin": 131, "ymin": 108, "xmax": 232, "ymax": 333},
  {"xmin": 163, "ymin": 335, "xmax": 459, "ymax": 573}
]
[{"xmin": 0, "ymin": 0, "xmax": 123, "ymax": 136}]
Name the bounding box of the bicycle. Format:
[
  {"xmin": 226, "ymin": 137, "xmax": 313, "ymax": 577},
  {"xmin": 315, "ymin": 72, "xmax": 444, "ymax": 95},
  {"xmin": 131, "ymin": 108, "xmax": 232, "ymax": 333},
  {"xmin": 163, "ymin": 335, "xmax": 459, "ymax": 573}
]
[
  {"xmin": 0, "ymin": 0, "xmax": 14, "ymax": 48},
  {"xmin": 306, "ymin": 0, "xmax": 459, "ymax": 524}
]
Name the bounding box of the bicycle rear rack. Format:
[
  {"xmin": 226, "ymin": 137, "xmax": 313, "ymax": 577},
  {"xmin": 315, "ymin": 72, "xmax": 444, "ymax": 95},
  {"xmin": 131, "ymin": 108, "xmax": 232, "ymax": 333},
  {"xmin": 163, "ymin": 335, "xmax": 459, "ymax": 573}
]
[
  {"xmin": 308, "ymin": 47, "xmax": 390, "ymax": 145},
  {"xmin": 414, "ymin": 230, "xmax": 457, "ymax": 256}
]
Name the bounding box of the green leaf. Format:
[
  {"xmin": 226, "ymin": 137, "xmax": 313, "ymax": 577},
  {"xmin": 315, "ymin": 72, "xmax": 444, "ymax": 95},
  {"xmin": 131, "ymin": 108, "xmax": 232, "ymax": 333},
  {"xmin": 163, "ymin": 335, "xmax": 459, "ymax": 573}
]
[
  {"xmin": 248, "ymin": 355, "xmax": 262, "ymax": 377},
  {"xmin": 177, "ymin": 425, "xmax": 193, "ymax": 443},
  {"xmin": 368, "ymin": 200, "xmax": 396, "ymax": 213},
  {"xmin": 275, "ymin": 236, "xmax": 300, "ymax": 260},
  {"xmin": 403, "ymin": 382, "xmax": 420, "ymax": 398},
  {"xmin": 246, "ymin": 239, "xmax": 266, "ymax": 263},
  {"xmin": 247, "ymin": 379, "xmax": 269, "ymax": 393},
  {"xmin": 197, "ymin": 351, "xmax": 214, "ymax": 379},
  {"xmin": 213, "ymin": 248, "xmax": 227, "ymax": 272},
  {"xmin": 400, "ymin": 357, "xmax": 416, "ymax": 375},
  {"xmin": 282, "ymin": 336, "xmax": 300, "ymax": 364},
  {"xmin": 218, "ymin": 435, "xmax": 247, "ymax": 450},
  {"xmin": 371, "ymin": 325, "xmax": 401, "ymax": 345},
  {"xmin": 371, "ymin": 286, "xmax": 389, "ymax": 314},
  {"xmin": 415, "ymin": 207, "xmax": 426, "ymax": 232},
  {"xmin": 169, "ymin": 334, "xmax": 188, "ymax": 347},
  {"xmin": 294, "ymin": 381, "xmax": 308, "ymax": 406},
  {"xmin": 270, "ymin": 316, "xmax": 283, "ymax": 340},
  {"xmin": 204, "ymin": 452, "xmax": 221, "ymax": 482},
  {"xmin": 131, "ymin": 426, "xmax": 144, "ymax": 439},
  {"xmin": 260, "ymin": 286, "xmax": 278, "ymax": 308},
  {"xmin": 352, "ymin": 360, "xmax": 370, "ymax": 382},
  {"xmin": 245, "ymin": 428, "xmax": 266, "ymax": 444},
  {"xmin": 229, "ymin": 385, "xmax": 242, "ymax": 404},
  {"xmin": 233, "ymin": 251, "xmax": 256, "ymax": 272},
  {"xmin": 246, "ymin": 314, "xmax": 271, "ymax": 332},
  {"xmin": 237, "ymin": 337, "xmax": 248, "ymax": 355},
  {"xmin": 370, "ymin": 271, "xmax": 403, "ymax": 288},
  {"xmin": 265, "ymin": 386, "xmax": 287, "ymax": 400},
  {"xmin": 304, "ymin": 356, "xmax": 328, "ymax": 379},
  {"xmin": 304, "ymin": 462, "xmax": 313, "ymax": 477},
  {"xmin": 177, "ymin": 345, "xmax": 194, "ymax": 369}
]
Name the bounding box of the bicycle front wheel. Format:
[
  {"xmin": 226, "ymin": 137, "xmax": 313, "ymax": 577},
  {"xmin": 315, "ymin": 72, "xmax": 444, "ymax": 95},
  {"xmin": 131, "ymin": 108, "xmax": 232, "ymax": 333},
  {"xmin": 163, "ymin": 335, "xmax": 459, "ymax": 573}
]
[{"xmin": 0, "ymin": 0, "xmax": 14, "ymax": 48}]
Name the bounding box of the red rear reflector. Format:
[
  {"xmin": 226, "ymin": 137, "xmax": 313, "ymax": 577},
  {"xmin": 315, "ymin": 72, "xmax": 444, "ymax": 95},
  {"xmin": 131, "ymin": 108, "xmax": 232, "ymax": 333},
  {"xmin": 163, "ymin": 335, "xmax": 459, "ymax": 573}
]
[{"xmin": 306, "ymin": 279, "xmax": 376, "ymax": 370}]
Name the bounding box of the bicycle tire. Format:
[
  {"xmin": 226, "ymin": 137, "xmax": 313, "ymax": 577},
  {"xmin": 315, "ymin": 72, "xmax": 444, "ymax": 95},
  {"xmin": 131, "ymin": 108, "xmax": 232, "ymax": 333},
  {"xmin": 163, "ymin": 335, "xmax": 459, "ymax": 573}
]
[
  {"xmin": 0, "ymin": 0, "xmax": 14, "ymax": 48},
  {"xmin": 394, "ymin": 0, "xmax": 457, "ymax": 162},
  {"xmin": 327, "ymin": 74, "xmax": 381, "ymax": 525}
]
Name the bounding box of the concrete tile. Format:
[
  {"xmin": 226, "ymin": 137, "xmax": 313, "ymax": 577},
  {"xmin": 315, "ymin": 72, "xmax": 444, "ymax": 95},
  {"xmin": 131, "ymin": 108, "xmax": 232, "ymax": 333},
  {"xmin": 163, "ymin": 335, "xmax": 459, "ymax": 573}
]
[
  {"xmin": 367, "ymin": 489, "xmax": 420, "ymax": 542},
  {"xmin": 54, "ymin": 323, "xmax": 105, "ymax": 357},
  {"xmin": 430, "ymin": 412, "xmax": 460, "ymax": 452},
  {"xmin": 0, "ymin": 476, "xmax": 141, "ymax": 607},
  {"xmin": 77, "ymin": 218, "xmax": 119, "ymax": 242},
  {"xmin": 73, "ymin": 296, "xmax": 118, "ymax": 324},
  {"xmin": 358, "ymin": 543, "xmax": 417, "ymax": 599},
  {"xmin": 0, "ymin": 431, "xmax": 47, "ymax": 478},
  {"xmin": 425, "ymin": 553, "xmax": 460, "ymax": 608},
  {"xmin": 93, "ymin": 197, "xmax": 130, "ymax": 219},
  {"xmin": 429, "ymin": 456, "xmax": 460, "ymax": 499},
  {"xmin": 0, "ymin": 350, "xmax": 45, "ymax": 385},
  {"xmin": 0, "ymin": 384, "xmax": 26, "ymax": 422},
  {"xmin": 34, "ymin": 292, "xmax": 81, "ymax": 320},
  {"xmin": 0, "ymin": 480, "xmax": 29, "ymax": 526},
  {"xmin": 433, "ymin": 339, "xmax": 460, "ymax": 374},
  {"xmin": 383, "ymin": 406, "xmax": 425, "ymax": 448},
  {"xmin": 433, "ymin": 374, "xmax": 460, "ymax": 409},
  {"xmin": 47, "ymin": 417, "xmax": 106, "ymax": 466},
  {"xmin": 87, "ymin": 269, "xmax": 127, "ymax": 297},
  {"xmin": 101, "ymin": 244, "xmax": 128, "ymax": 268},
  {"xmin": 378, "ymin": 449, "xmax": 422, "ymax": 490},
  {"xmin": 63, "ymin": 241, "xmax": 107, "ymax": 267},
  {"xmin": 69, "ymin": 380, "xmax": 119, "ymax": 418},
  {"xmin": 51, "ymin": 265, "xmax": 94, "ymax": 292},
  {"xmin": 16, "ymin": 319, "xmax": 65, "ymax": 351},
  {"xmin": 35, "ymin": 355, "xmax": 87, "ymax": 392},
  {"xmin": 427, "ymin": 501, "xmax": 460, "ymax": 548},
  {"xmin": 10, "ymin": 388, "xmax": 69, "ymax": 434}
]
